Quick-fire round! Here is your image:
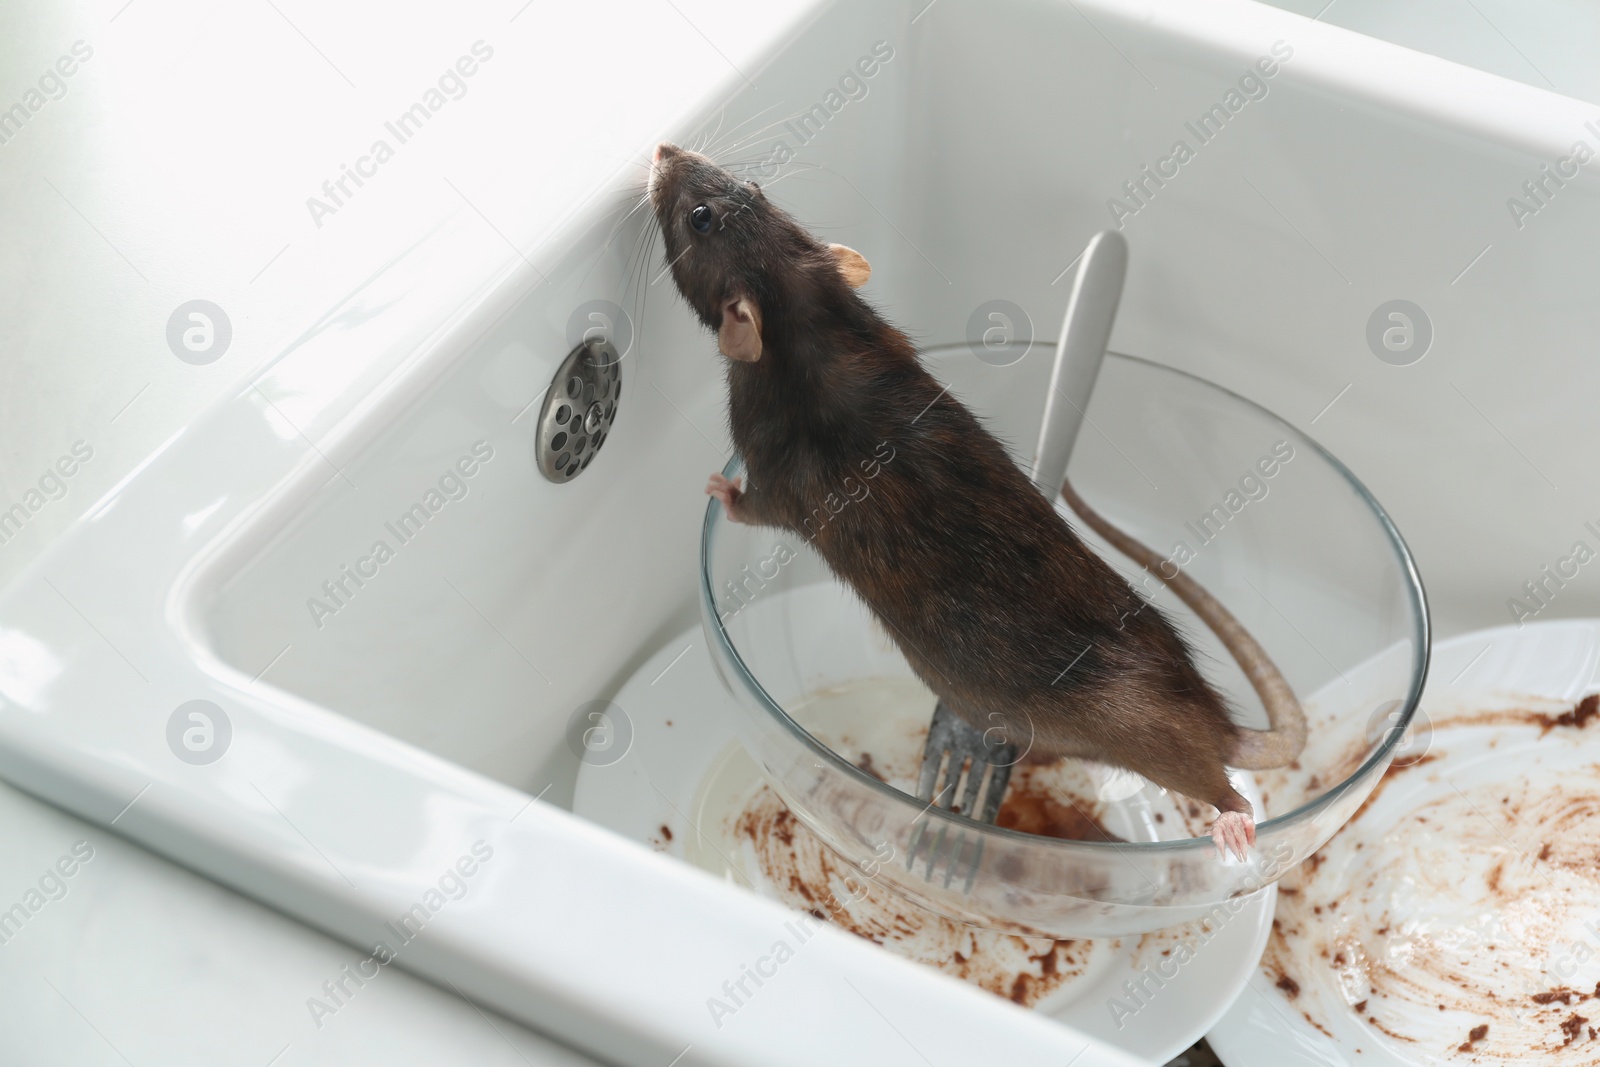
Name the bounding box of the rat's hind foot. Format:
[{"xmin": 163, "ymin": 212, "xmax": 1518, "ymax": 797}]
[
  {"xmin": 1210, "ymin": 810, "xmax": 1255, "ymax": 862},
  {"xmin": 706, "ymin": 472, "xmax": 745, "ymax": 522}
]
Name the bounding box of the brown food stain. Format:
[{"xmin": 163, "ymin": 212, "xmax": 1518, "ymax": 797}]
[
  {"xmin": 1387, "ymin": 696, "xmax": 1600, "ymax": 738},
  {"xmin": 1547, "ymin": 694, "xmax": 1599, "ymax": 733},
  {"xmin": 994, "ymin": 766, "xmax": 1121, "ymax": 842},
  {"xmin": 1257, "ymin": 692, "xmax": 1600, "ymax": 1062},
  {"xmin": 1347, "ymin": 752, "xmax": 1443, "ymax": 828},
  {"xmin": 730, "ymin": 782, "xmax": 1094, "ymax": 1008},
  {"xmin": 1364, "ymin": 1014, "xmax": 1418, "ymax": 1043}
]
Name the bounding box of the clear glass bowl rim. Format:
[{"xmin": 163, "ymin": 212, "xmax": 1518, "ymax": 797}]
[{"xmin": 698, "ymin": 346, "xmax": 1432, "ymax": 855}]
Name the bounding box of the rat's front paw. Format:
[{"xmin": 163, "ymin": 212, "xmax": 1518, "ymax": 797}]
[{"xmin": 706, "ymin": 472, "xmax": 745, "ymax": 523}]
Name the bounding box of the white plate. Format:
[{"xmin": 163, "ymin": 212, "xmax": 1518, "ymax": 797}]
[
  {"xmin": 575, "ymin": 622, "xmax": 1274, "ymax": 1064},
  {"xmin": 1208, "ymin": 619, "xmax": 1600, "ymax": 1067}
]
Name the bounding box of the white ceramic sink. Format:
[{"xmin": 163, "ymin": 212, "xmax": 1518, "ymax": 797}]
[{"xmin": 0, "ymin": 0, "xmax": 1593, "ymax": 1063}]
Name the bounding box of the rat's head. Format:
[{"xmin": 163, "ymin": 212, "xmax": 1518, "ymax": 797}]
[{"xmin": 648, "ymin": 142, "xmax": 870, "ymax": 363}]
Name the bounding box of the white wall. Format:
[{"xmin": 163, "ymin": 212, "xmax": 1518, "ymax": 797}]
[{"xmin": 0, "ymin": 0, "xmax": 809, "ymax": 591}]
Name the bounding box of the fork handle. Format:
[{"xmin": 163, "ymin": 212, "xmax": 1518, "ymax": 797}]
[{"xmin": 1031, "ymin": 230, "xmax": 1127, "ymax": 495}]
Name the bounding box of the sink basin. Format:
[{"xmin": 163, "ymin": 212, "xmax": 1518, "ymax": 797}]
[{"xmin": 0, "ymin": 0, "xmax": 1590, "ymax": 1063}]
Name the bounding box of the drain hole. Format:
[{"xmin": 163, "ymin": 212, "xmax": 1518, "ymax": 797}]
[{"xmin": 536, "ymin": 338, "xmax": 621, "ymax": 483}]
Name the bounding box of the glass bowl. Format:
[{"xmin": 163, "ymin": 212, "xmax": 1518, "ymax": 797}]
[{"xmin": 699, "ymin": 345, "xmax": 1429, "ymax": 938}]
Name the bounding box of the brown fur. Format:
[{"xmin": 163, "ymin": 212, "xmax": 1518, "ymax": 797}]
[{"xmin": 649, "ymin": 144, "xmax": 1290, "ymax": 826}]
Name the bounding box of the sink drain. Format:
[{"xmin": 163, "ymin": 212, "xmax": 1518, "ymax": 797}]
[{"xmin": 535, "ymin": 338, "xmax": 620, "ymax": 482}]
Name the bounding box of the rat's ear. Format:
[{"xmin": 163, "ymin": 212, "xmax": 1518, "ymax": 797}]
[
  {"xmin": 829, "ymin": 244, "xmax": 871, "ymax": 288},
  {"xmin": 717, "ymin": 295, "xmax": 763, "ymax": 362}
]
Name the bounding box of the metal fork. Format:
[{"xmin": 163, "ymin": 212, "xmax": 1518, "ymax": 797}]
[
  {"xmin": 905, "ymin": 701, "xmax": 1017, "ymax": 891},
  {"xmin": 906, "ymin": 229, "xmax": 1128, "ymax": 892}
]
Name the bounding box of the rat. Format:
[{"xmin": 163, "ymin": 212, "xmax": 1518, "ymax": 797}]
[{"xmin": 646, "ymin": 142, "xmax": 1306, "ymax": 860}]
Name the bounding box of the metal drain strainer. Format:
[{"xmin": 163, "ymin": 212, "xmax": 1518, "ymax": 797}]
[{"xmin": 535, "ymin": 338, "xmax": 620, "ymax": 482}]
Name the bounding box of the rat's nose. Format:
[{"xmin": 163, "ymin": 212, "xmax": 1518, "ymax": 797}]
[{"xmin": 653, "ymin": 142, "xmax": 680, "ymax": 164}]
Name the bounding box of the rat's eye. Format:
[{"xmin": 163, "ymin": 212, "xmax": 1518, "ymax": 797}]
[{"xmin": 689, "ymin": 204, "xmax": 713, "ymax": 234}]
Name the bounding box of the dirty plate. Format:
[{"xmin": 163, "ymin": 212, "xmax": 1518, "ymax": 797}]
[
  {"xmin": 1208, "ymin": 620, "xmax": 1600, "ymax": 1067},
  {"xmin": 574, "ymin": 624, "xmax": 1274, "ymax": 1064}
]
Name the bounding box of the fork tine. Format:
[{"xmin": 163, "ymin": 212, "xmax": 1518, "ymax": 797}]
[
  {"xmin": 938, "ymin": 759, "xmax": 966, "ymax": 811},
  {"xmin": 915, "ymin": 734, "xmax": 944, "ymax": 805},
  {"xmin": 924, "ymin": 821, "xmax": 951, "ymax": 881},
  {"xmin": 905, "ymin": 819, "xmax": 930, "ymax": 870},
  {"xmin": 977, "ymin": 761, "xmax": 1013, "ymax": 824},
  {"xmin": 931, "ymin": 760, "xmax": 957, "ymax": 810},
  {"xmin": 957, "ymin": 756, "xmax": 987, "ymax": 816},
  {"xmin": 976, "ymin": 731, "xmax": 1017, "ymax": 823}
]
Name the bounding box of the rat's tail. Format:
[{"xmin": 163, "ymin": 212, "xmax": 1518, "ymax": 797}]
[{"xmin": 1059, "ymin": 477, "xmax": 1307, "ymax": 770}]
